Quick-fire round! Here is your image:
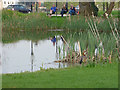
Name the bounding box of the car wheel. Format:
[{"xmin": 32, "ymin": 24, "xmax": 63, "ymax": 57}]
[{"xmin": 19, "ymin": 10, "xmax": 21, "ymax": 12}]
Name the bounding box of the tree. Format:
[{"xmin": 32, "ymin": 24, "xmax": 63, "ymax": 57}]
[
  {"xmin": 79, "ymin": 2, "xmax": 99, "ymax": 16},
  {"xmin": 103, "ymin": 2, "xmax": 115, "ymax": 18},
  {"xmin": 79, "ymin": 2, "xmax": 115, "ymax": 18},
  {"xmin": 106, "ymin": 2, "xmax": 109, "ymax": 11}
]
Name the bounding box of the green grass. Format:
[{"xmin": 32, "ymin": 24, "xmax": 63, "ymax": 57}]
[
  {"xmin": 98, "ymin": 10, "xmax": 119, "ymax": 18},
  {"xmin": 2, "ymin": 63, "xmax": 118, "ymax": 88},
  {"xmin": 2, "ymin": 10, "xmax": 119, "ymax": 32}
]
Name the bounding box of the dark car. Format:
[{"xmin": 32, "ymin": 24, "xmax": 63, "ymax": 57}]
[{"xmin": 7, "ymin": 5, "xmax": 31, "ymax": 13}]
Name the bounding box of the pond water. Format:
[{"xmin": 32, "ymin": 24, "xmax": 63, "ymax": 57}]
[
  {"xmin": 2, "ymin": 30, "xmax": 117, "ymax": 74},
  {"xmin": 2, "ymin": 36, "xmax": 79, "ymax": 74}
]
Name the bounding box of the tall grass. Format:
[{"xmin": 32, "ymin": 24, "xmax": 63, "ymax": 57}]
[
  {"xmin": 61, "ymin": 31, "xmax": 118, "ymax": 63},
  {"xmin": 2, "ymin": 10, "xmax": 118, "ymax": 32}
]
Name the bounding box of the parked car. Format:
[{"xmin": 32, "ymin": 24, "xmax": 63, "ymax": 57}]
[{"xmin": 7, "ymin": 5, "xmax": 31, "ymax": 13}]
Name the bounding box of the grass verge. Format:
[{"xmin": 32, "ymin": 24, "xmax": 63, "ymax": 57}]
[{"xmin": 2, "ymin": 63, "xmax": 118, "ymax": 88}]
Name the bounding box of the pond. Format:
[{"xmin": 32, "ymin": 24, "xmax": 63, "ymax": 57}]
[
  {"xmin": 2, "ymin": 35, "xmax": 80, "ymax": 74},
  {"xmin": 2, "ymin": 31, "xmax": 117, "ymax": 74}
]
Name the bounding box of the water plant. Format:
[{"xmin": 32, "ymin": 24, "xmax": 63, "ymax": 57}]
[{"xmin": 55, "ymin": 29, "xmax": 119, "ymax": 66}]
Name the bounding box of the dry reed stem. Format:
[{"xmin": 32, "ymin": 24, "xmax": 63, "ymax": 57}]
[{"xmin": 78, "ymin": 41, "xmax": 82, "ymax": 56}]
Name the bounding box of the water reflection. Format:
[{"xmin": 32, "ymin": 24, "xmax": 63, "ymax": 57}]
[
  {"xmin": 31, "ymin": 41, "xmax": 34, "ymax": 72},
  {"xmin": 31, "ymin": 55, "xmax": 34, "ymax": 72},
  {"xmin": 2, "ymin": 36, "xmax": 70, "ymax": 74}
]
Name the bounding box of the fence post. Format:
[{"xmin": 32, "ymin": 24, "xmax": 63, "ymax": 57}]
[
  {"xmin": 36, "ymin": 2, "xmax": 38, "ymax": 12},
  {"xmin": 103, "ymin": 2, "xmax": 105, "ymax": 11},
  {"xmin": 31, "ymin": 2, "xmax": 33, "ymax": 12},
  {"xmin": 56, "ymin": 0, "xmax": 57, "ymax": 16}
]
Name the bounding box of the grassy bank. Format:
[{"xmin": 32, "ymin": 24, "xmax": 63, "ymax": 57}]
[
  {"xmin": 2, "ymin": 10, "xmax": 119, "ymax": 32},
  {"xmin": 2, "ymin": 63, "xmax": 118, "ymax": 88},
  {"xmin": 2, "ymin": 10, "xmax": 119, "ymax": 43}
]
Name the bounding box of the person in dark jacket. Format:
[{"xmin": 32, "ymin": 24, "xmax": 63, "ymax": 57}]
[
  {"xmin": 60, "ymin": 4, "xmax": 68, "ymax": 17},
  {"xmin": 69, "ymin": 4, "xmax": 76, "ymax": 16}
]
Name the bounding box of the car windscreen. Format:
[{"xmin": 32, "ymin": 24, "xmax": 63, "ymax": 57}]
[
  {"xmin": 7, "ymin": 5, "xmax": 13, "ymax": 9},
  {"xmin": 14, "ymin": 5, "xmax": 26, "ymax": 9},
  {"xmin": 19, "ymin": 6, "xmax": 26, "ymax": 9}
]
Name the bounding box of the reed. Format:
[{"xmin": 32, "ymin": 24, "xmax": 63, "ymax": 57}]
[
  {"xmin": 2, "ymin": 10, "xmax": 118, "ymax": 32},
  {"xmin": 61, "ymin": 31, "xmax": 118, "ymax": 64}
]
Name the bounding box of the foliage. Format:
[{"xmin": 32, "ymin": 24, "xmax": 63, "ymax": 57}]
[{"xmin": 2, "ymin": 10, "xmax": 118, "ymax": 32}]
